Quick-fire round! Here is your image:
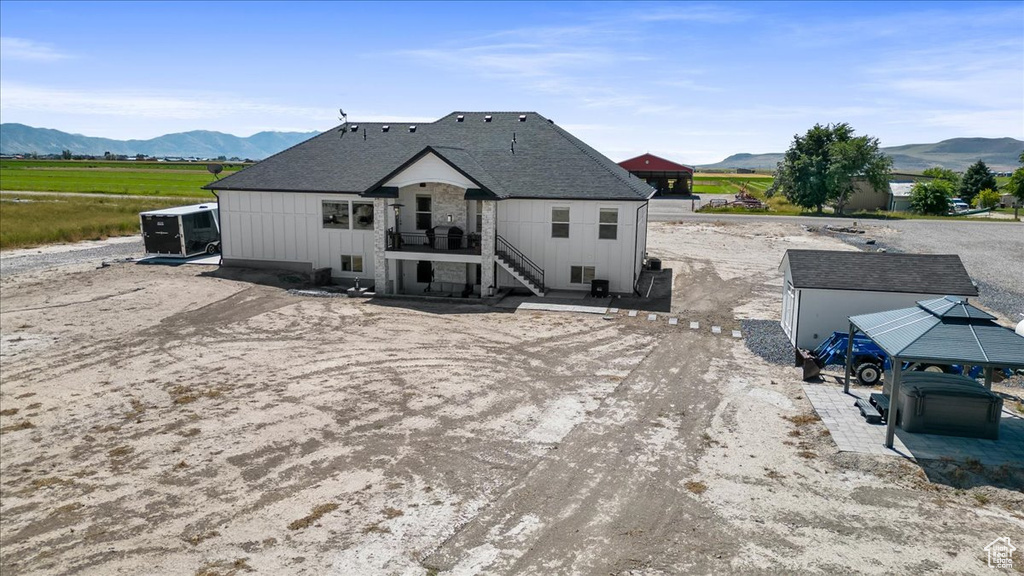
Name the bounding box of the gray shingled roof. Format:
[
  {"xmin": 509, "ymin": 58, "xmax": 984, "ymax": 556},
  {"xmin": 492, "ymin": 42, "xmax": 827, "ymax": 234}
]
[
  {"xmin": 781, "ymin": 250, "xmax": 978, "ymax": 296},
  {"xmin": 849, "ymin": 297, "xmax": 1024, "ymax": 366},
  {"xmin": 206, "ymin": 112, "xmax": 654, "ymax": 201}
]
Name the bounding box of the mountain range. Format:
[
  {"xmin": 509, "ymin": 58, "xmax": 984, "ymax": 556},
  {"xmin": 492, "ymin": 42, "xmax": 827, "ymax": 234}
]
[
  {"xmin": 698, "ymin": 137, "xmax": 1023, "ymax": 172},
  {"xmin": 2, "ymin": 123, "xmax": 1021, "ymax": 172},
  {"xmin": 0, "ymin": 123, "xmax": 319, "ymax": 160}
]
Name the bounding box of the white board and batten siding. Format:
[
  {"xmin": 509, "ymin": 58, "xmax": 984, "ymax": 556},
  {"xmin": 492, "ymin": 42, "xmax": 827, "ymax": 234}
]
[
  {"xmin": 496, "ymin": 199, "xmax": 646, "ymax": 293},
  {"xmin": 218, "ymin": 190, "xmax": 375, "ymax": 279}
]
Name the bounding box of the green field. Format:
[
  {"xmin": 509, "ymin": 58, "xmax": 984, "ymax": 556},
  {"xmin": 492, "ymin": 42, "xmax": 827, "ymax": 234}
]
[
  {"xmin": 692, "ymin": 174, "xmax": 774, "ymax": 196},
  {"xmin": 0, "ymin": 193, "xmax": 204, "ymax": 249},
  {"xmin": 0, "ymin": 160, "xmax": 238, "ymax": 197}
]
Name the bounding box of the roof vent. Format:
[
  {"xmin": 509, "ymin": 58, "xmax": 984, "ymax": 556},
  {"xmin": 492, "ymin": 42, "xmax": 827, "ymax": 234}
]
[
  {"xmin": 350, "ymin": 125, "xmax": 358, "ymax": 132},
  {"xmin": 484, "ymin": 115, "xmax": 492, "ymax": 123},
  {"xmin": 547, "ymin": 119, "xmax": 553, "ymax": 124},
  {"xmin": 518, "ymin": 115, "xmax": 527, "ymax": 122},
  {"xmin": 456, "ymin": 115, "xmax": 465, "ymax": 122},
  {"xmin": 408, "ymin": 125, "xmax": 416, "ymax": 133},
  {"xmin": 382, "ymin": 125, "xmax": 390, "ymax": 133}
]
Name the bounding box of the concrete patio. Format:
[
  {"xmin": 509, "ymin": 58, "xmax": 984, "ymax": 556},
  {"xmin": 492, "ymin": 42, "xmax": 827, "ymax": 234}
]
[{"xmin": 803, "ymin": 383, "xmax": 1024, "ymax": 466}]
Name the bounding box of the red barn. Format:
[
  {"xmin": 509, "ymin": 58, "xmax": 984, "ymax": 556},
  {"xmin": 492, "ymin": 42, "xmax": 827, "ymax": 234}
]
[{"xmin": 618, "ymin": 153, "xmax": 694, "ymax": 195}]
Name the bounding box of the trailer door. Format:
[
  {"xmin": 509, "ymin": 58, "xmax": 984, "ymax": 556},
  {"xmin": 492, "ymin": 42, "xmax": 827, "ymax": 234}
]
[{"xmin": 141, "ymin": 214, "xmax": 184, "ymax": 255}]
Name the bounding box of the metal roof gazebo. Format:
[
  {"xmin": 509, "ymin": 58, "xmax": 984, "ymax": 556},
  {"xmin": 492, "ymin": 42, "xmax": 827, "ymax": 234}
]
[{"xmin": 844, "ymin": 296, "xmax": 1024, "ymax": 448}]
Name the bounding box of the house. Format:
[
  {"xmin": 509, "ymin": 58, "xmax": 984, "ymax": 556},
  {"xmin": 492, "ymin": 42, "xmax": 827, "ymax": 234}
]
[
  {"xmin": 779, "ymin": 250, "xmax": 978, "ymax": 350},
  {"xmin": 843, "ymin": 172, "xmax": 934, "ymax": 212},
  {"xmin": 888, "ymin": 182, "xmax": 915, "ymax": 211},
  {"xmin": 617, "ymin": 153, "xmax": 693, "ymax": 195},
  {"xmin": 205, "ymin": 112, "xmax": 655, "ymax": 297},
  {"xmin": 1000, "ymin": 193, "xmax": 1021, "ymax": 208}
]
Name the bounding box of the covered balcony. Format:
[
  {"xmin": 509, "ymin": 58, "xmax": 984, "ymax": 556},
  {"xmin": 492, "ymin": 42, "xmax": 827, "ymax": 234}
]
[{"xmin": 386, "ymin": 228, "xmax": 482, "ymax": 256}]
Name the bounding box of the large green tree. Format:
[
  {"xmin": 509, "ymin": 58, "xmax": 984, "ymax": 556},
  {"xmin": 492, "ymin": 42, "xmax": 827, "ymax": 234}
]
[
  {"xmin": 909, "ymin": 180, "xmax": 953, "ymax": 215},
  {"xmin": 921, "ymin": 166, "xmax": 960, "ymax": 188},
  {"xmin": 1003, "ymin": 151, "xmax": 1024, "ymax": 217},
  {"xmin": 957, "ymin": 160, "xmax": 997, "ymax": 202},
  {"xmin": 774, "ymin": 123, "xmax": 892, "ymax": 213}
]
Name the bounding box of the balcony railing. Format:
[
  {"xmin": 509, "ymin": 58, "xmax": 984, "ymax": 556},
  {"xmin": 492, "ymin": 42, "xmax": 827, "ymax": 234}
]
[{"xmin": 387, "ymin": 229, "xmax": 482, "ymax": 255}]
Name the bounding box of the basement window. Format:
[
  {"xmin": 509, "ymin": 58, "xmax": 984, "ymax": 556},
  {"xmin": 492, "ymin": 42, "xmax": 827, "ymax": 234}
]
[
  {"xmin": 570, "ymin": 265, "xmax": 595, "ymax": 284},
  {"xmin": 322, "ymin": 201, "xmax": 350, "ymax": 229},
  {"xmin": 551, "ymin": 207, "xmax": 569, "ymax": 238},
  {"xmin": 341, "ymin": 255, "xmax": 364, "ymax": 273},
  {"xmin": 598, "ymin": 208, "xmax": 618, "ymax": 240}
]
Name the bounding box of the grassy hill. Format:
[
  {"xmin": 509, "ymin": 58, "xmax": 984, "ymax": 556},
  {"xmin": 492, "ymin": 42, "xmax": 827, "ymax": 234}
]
[{"xmin": 699, "ymin": 137, "xmax": 1023, "ymax": 172}]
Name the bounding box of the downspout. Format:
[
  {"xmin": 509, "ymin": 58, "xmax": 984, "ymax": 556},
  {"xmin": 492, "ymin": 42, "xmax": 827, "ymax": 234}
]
[
  {"xmin": 632, "ymin": 200, "xmax": 649, "ymax": 295},
  {"xmin": 211, "ymin": 189, "xmax": 223, "ymax": 267}
]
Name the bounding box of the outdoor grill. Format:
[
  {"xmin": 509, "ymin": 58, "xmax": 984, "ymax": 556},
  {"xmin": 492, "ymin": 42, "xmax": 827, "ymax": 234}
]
[{"xmin": 429, "ymin": 225, "xmax": 463, "ymax": 250}]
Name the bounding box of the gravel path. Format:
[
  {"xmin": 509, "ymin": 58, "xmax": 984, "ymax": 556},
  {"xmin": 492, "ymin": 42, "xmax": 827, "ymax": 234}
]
[
  {"xmin": 0, "ymin": 236, "xmax": 144, "ymax": 277},
  {"xmin": 741, "ymin": 319, "xmax": 793, "ymax": 366},
  {"xmin": 824, "ymin": 220, "xmax": 1024, "ymax": 321}
]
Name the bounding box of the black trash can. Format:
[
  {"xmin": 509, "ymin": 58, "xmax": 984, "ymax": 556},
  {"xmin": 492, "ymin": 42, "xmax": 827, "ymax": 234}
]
[
  {"xmin": 648, "ymin": 257, "xmax": 662, "ymax": 271},
  {"xmin": 591, "ymin": 279, "xmax": 610, "ymax": 297}
]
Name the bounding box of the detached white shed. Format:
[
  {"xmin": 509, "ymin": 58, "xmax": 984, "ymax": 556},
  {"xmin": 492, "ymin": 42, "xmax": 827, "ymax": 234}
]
[{"xmin": 779, "ymin": 250, "xmax": 978, "ymax": 350}]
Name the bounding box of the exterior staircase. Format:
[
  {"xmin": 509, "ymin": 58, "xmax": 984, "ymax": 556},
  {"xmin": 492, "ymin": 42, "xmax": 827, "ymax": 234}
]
[{"xmin": 495, "ymin": 235, "xmax": 545, "ymax": 297}]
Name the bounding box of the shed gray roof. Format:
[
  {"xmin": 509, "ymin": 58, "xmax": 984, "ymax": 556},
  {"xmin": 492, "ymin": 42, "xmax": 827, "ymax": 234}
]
[
  {"xmin": 206, "ymin": 112, "xmax": 655, "ymax": 201},
  {"xmin": 781, "ymin": 250, "xmax": 977, "ymax": 296},
  {"xmin": 849, "ymin": 297, "xmax": 1024, "ymax": 366}
]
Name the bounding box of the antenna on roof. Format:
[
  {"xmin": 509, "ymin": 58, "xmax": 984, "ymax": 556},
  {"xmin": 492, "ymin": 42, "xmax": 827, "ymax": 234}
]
[
  {"xmin": 510, "ymin": 131, "xmax": 517, "ymax": 154},
  {"xmin": 338, "ymin": 108, "xmax": 349, "ymax": 138},
  {"xmin": 206, "ymin": 163, "xmax": 223, "ymax": 180}
]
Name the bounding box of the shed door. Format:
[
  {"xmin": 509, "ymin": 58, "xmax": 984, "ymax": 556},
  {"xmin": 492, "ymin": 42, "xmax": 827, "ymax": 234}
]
[{"xmin": 782, "ymin": 281, "xmax": 797, "ymax": 341}]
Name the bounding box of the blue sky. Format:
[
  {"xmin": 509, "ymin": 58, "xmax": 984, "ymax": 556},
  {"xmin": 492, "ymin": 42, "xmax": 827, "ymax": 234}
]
[{"xmin": 1, "ymin": 1, "xmax": 1021, "ymax": 163}]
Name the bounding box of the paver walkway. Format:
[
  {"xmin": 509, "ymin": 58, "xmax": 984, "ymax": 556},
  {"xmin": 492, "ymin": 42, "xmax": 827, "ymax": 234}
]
[{"xmin": 803, "ymin": 384, "xmax": 1024, "ymax": 466}]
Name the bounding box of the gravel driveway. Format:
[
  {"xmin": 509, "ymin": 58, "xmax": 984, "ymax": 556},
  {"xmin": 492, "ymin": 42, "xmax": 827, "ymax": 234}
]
[
  {"xmin": 650, "ymin": 201, "xmax": 1024, "ymax": 320},
  {"xmin": 0, "ymin": 236, "xmax": 144, "ymax": 277}
]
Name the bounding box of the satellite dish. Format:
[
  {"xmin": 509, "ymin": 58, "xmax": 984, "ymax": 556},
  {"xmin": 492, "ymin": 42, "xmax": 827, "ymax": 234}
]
[{"xmin": 207, "ymin": 164, "xmax": 223, "ymax": 180}]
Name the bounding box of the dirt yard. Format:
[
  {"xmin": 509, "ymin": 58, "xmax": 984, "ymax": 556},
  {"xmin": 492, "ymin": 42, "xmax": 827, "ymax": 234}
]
[{"xmin": 1, "ymin": 221, "xmax": 1022, "ymax": 575}]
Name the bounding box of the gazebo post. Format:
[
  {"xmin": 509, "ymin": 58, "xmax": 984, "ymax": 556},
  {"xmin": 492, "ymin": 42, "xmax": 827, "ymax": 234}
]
[
  {"xmin": 885, "ymin": 358, "xmax": 902, "ymax": 449},
  {"xmin": 983, "ymin": 367, "xmax": 993, "ymax": 390},
  {"xmin": 843, "ymin": 322, "xmax": 855, "ymax": 394}
]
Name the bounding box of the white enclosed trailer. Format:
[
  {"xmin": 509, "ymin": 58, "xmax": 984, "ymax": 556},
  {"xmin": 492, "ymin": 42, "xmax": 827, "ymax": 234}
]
[{"xmin": 140, "ymin": 203, "xmax": 220, "ymax": 257}]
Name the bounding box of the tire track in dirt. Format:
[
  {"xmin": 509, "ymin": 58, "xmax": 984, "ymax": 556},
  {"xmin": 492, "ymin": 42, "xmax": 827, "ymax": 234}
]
[{"xmin": 422, "ymin": 330, "xmax": 738, "ymax": 574}]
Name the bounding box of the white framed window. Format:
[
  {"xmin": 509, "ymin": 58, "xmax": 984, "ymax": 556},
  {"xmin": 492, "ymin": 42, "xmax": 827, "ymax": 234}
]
[
  {"xmin": 598, "ymin": 208, "xmax": 618, "ymax": 240},
  {"xmin": 341, "ymin": 255, "xmax": 364, "ymax": 273},
  {"xmin": 323, "ymin": 201, "xmax": 350, "ymax": 229},
  {"xmin": 570, "ymin": 265, "xmax": 595, "ymax": 284},
  {"xmin": 551, "ymin": 207, "xmax": 570, "ymax": 238},
  {"xmin": 352, "ymin": 201, "xmax": 374, "ymax": 230},
  {"xmin": 415, "ymin": 195, "xmax": 432, "ymax": 230}
]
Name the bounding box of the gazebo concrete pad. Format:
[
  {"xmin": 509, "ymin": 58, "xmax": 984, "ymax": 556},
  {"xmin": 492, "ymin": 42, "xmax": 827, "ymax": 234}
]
[{"xmin": 803, "ymin": 384, "xmax": 1024, "ymax": 467}]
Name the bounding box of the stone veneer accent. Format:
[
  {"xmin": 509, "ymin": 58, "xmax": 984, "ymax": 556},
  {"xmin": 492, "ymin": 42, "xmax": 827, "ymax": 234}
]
[
  {"xmin": 433, "ymin": 261, "xmax": 467, "ymax": 285},
  {"xmin": 480, "ymin": 200, "xmax": 496, "ymax": 293},
  {"xmin": 373, "ymin": 198, "xmax": 388, "ymax": 293},
  {"xmin": 427, "ymin": 183, "xmax": 468, "ymax": 230}
]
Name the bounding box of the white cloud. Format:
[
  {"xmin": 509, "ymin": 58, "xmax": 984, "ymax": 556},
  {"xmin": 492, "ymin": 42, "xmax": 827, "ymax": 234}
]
[
  {"xmin": 0, "ymin": 37, "xmax": 72, "ymax": 61},
  {"xmin": 0, "ymin": 82, "xmax": 329, "ymax": 121}
]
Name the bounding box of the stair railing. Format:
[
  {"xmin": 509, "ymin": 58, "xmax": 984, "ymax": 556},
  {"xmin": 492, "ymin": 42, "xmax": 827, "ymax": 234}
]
[{"xmin": 495, "ymin": 235, "xmax": 544, "ymax": 292}]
